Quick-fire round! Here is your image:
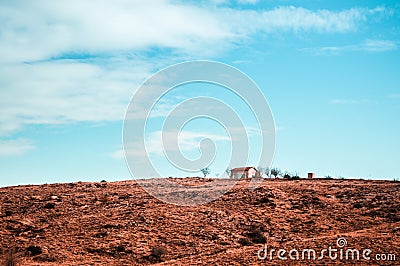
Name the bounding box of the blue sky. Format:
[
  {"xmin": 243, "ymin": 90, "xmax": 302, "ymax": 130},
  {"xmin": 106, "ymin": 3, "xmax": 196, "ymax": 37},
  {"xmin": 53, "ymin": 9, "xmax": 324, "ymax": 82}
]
[{"xmin": 0, "ymin": 0, "xmax": 399, "ymax": 186}]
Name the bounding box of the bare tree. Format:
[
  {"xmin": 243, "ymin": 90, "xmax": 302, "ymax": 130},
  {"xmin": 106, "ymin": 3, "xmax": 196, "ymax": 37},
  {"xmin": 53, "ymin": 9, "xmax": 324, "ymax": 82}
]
[
  {"xmin": 283, "ymin": 171, "xmax": 291, "ymax": 179},
  {"xmin": 264, "ymin": 167, "xmax": 271, "ymax": 178},
  {"xmin": 270, "ymin": 168, "xmax": 282, "ymax": 178},
  {"xmin": 201, "ymin": 167, "xmax": 211, "ymax": 178},
  {"xmin": 225, "ymin": 168, "xmax": 231, "ymax": 177},
  {"xmin": 257, "ymin": 166, "xmax": 265, "ymax": 177},
  {"xmin": 257, "ymin": 166, "xmax": 272, "ymax": 178}
]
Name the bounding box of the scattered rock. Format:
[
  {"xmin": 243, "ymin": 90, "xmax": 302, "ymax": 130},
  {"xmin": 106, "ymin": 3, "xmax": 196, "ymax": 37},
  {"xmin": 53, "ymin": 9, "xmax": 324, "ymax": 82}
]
[
  {"xmin": 26, "ymin": 245, "xmax": 42, "ymax": 256},
  {"xmin": 146, "ymin": 246, "xmax": 168, "ymax": 263},
  {"xmin": 44, "ymin": 202, "xmax": 55, "ymax": 209}
]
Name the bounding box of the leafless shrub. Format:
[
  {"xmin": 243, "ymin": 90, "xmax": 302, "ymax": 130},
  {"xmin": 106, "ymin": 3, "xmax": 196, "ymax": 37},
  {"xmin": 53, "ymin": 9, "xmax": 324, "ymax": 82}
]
[
  {"xmin": 2, "ymin": 248, "xmax": 17, "ymax": 266},
  {"xmin": 145, "ymin": 246, "xmax": 168, "ymax": 263},
  {"xmin": 238, "ymin": 237, "xmax": 252, "ymax": 246},
  {"xmin": 243, "ymin": 224, "xmax": 267, "ymax": 244}
]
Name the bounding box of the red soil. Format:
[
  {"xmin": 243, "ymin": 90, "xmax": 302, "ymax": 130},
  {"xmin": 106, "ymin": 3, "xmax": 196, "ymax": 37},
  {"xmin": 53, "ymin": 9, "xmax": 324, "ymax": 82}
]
[{"xmin": 0, "ymin": 178, "xmax": 399, "ymax": 265}]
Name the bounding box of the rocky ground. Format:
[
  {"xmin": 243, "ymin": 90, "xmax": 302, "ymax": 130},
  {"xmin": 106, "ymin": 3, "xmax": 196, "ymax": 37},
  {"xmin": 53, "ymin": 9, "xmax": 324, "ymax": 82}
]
[{"xmin": 0, "ymin": 178, "xmax": 399, "ymax": 265}]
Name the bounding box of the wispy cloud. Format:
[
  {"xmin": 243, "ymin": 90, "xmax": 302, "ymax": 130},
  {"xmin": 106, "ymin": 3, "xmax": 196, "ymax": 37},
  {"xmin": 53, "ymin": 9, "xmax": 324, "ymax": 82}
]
[
  {"xmin": 0, "ymin": 57, "xmax": 152, "ymax": 136},
  {"xmin": 147, "ymin": 130, "xmax": 229, "ymax": 156},
  {"xmin": 112, "ymin": 129, "xmax": 229, "ymax": 159},
  {"xmin": 0, "ymin": 1, "xmax": 391, "ymax": 137},
  {"xmin": 361, "ymin": 40, "xmax": 398, "ymax": 52},
  {"xmin": 0, "ymin": 139, "xmax": 35, "ymax": 157},
  {"xmin": 301, "ymin": 39, "xmax": 398, "ymax": 55},
  {"xmin": 0, "ymin": 0, "xmax": 231, "ymax": 63},
  {"xmin": 237, "ymin": 0, "xmax": 259, "ymax": 4},
  {"xmin": 252, "ymin": 6, "xmax": 373, "ymax": 33},
  {"xmin": 330, "ymin": 99, "xmax": 372, "ymax": 105},
  {"xmin": 0, "ymin": 2, "xmax": 387, "ymax": 63},
  {"xmin": 149, "ymin": 96, "xmax": 190, "ymax": 118},
  {"xmin": 389, "ymin": 93, "xmax": 400, "ymax": 99}
]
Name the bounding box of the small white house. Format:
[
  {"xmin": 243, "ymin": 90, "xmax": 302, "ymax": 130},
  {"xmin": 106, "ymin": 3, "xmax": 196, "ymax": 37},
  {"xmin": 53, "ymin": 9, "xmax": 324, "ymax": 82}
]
[{"xmin": 230, "ymin": 167, "xmax": 260, "ymax": 179}]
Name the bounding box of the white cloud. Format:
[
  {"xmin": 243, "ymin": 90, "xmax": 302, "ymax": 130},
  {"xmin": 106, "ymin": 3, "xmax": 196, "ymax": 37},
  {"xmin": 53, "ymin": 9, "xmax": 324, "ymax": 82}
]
[
  {"xmin": 361, "ymin": 40, "xmax": 398, "ymax": 52},
  {"xmin": 0, "ymin": 139, "xmax": 35, "ymax": 157},
  {"xmin": 330, "ymin": 99, "xmax": 371, "ymax": 105},
  {"xmin": 148, "ymin": 96, "xmax": 188, "ymax": 118},
  {"xmin": 237, "ymin": 0, "xmax": 259, "ymax": 4},
  {"xmin": 0, "ymin": 1, "xmax": 390, "ymax": 137},
  {"xmin": 257, "ymin": 6, "xmax": 368, "ymax": 33},
  {"xmin": 113, "ymin": 129, "xmax": 229, "ymax": 159},
  {"xmin": 110, "ymin": 149, "xmax": 125, "ymax": 159},
  {"xmin": 0, "ymin": 0, "xmax": 231, "ymax": 63},
  {"xmin": 301, "ymin": 39, "xmax": 398, "ymax": 55},
  {"xmin": 146, "ymin": 130, "xmax": 229, "ymax": 156},
  {"xmin": 0, "ymin": 58, "xmax": 152, "ymax": 136},
  {"xmin": 0, "ymin": 2, "xmax": 385, "ymax": 63}
]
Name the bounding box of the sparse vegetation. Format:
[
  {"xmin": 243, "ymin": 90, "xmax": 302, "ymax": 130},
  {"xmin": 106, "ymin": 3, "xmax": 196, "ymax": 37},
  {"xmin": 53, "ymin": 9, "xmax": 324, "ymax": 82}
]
[
  {"xmin": 257, "ymin": 166, "xmax": 272, "ymax": 178},
  {"xmin": 291, "ymin": 174, "xmax": 300, "ymax": 180},
  {"xmin": 238, "ymin": 237, "xmax": 252, "ymax": 246},
  {"xmin": 256, "ymin": 166, "xmax": 264, "ymax": 176},
  {"xmin": 270, "ymin": 168, "xmax": 281, "ymax": 178},
  {"xmin": 257, "ymin": 166, "xmax": 271, "ymax": 178},
  {"xmin": 200, "ymin": 167, "xmax": 210, "ymax": 178},
  {"xmin": 291, "ymin": 171, "xmax": 300, "ymax": 179},
  {"xmin": 281, "ymin": 171, "xmax": 302, "ymax": 180},
  {"xmin": 283, "ymin": 172, "xmax": 291, "ymax": 179},
  {"xmin": 264, "ymin": 167, "xmax": 271, "ymax": 178},
  {"xmin": 256, "ymin": 196, "xmax": 276, "ymax": 207},
  {"xmin": 225, "ymin": 168, "xmax": 231, "ymax": 177},
  {"xmin": 325, "ymin": 175, "xmax": 333, "ymax": 180},
  {"xmin": 148, "ymin": 246, "xmax": 168, "ymax": 262},
  {"xmin": 245, "ymin": 225, "xmax": 267, "ymax": 244},
  {"xmin": 2, "ymin": 248, "xmax": 17, "ymax": 266}
]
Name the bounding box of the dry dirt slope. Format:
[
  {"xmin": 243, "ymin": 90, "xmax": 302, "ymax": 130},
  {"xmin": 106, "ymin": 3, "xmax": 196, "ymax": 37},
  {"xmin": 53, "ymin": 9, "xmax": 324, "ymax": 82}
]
[{"xmin": 0, "ymin": 178, "xmax": 399, "ymax": 265}]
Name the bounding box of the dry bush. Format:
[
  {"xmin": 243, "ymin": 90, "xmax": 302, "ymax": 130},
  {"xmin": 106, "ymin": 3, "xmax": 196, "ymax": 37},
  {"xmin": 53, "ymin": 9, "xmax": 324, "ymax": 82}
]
[
  {"xmin": 2, "ymin": 249, "xmax": 17, "ymax": 266},
  {"xmin": 238, "ymin": 237, "xmax": 252, "ymax": 246},
  {"xmin": 243, "ymin": 224, "xmax": 267, "ymax": 244},
  {"xmin": 148, "ymin": 246, "xmax": 168, "ymax": 263}
]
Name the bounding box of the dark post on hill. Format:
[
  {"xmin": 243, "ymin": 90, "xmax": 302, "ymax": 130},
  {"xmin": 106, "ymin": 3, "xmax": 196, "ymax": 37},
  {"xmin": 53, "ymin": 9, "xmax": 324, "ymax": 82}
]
[{"xmin": 308, "ymin": 172, "xmax": 315, "ymax": 179}]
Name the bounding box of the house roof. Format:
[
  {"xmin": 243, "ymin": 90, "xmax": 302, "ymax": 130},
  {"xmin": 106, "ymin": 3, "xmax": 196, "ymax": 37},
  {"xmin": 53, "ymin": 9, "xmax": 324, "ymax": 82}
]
[{"xmin": 231, "ymin": 167, "xmax": 257, "ymax": 171}]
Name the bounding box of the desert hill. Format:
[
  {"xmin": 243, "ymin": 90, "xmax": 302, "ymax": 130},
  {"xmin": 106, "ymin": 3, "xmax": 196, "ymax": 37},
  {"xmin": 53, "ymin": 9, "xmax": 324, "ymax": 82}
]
[{"xmin": 0, "ymin": 178, "xmax": 399, "ymax": 265}]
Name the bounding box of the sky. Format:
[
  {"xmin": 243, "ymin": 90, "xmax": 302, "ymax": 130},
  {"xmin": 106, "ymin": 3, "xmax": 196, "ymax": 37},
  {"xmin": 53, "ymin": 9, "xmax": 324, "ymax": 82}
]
[{"xmin": 0, "ymin": 0, "xmax": 399, "ymax": 186}]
